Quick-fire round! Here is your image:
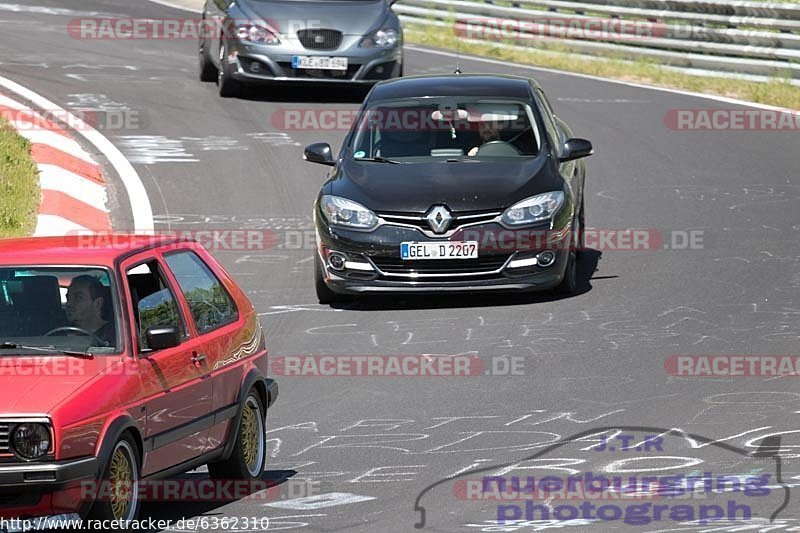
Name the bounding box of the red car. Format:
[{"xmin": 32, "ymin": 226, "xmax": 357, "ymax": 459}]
[{"xmin": 0, "ymin": 235, "xmax": 277, "ymax": 524}]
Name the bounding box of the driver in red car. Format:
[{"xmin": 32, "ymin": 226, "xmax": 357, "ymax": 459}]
[{"xmin": 64, "ymin": 275, "xmax": 116, "ymax": 346}]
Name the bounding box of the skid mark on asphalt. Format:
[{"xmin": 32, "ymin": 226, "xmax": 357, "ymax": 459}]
[
  {"xmin": 259, "ymin": 305, "xmax": 342, "ymax": 316},
  {"xmin": 247, "ymin": 132, "xmax": 301, "ymax": 147},
  {"xmin": 265, "ymin": 493, "xmax": 375, "ymax": 510}
]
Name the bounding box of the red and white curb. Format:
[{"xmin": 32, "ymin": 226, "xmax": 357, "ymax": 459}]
[{"xmin": 0, "ymin": 93, "xmax": 112, "ymax": 236}]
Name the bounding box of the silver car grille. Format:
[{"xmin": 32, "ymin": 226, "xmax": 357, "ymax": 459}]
[{"xmin": 297, "ymin": 29, "xmax": 343, "ymax": 50}]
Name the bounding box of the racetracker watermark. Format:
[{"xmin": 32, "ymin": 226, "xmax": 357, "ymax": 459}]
[
  {"xmin": 665, "ymin": 355, "xmax": 800, "ymax": 377},
  {"xmin": 0, "ymin": 107, "xmax": 146, "ymax": 132},
  {"xmin": 453, "ymin": 17, "xmax": 681, "ymax": 40},
  {"xmin": 272, "ymin": 108, "xmax": 527, "ymax": 132},
  {"xmin": 269, "ymin": 355, "xmax": 525, "ymax": 377},
  {"xmin": 273, "ymin": 229, "xmax": 703, "ymax": 252},
  {"xmin": 68, "ymin": 230, "xmax": 277, "ymax": 252},
  {"xmin": 66, "ymin": 17, "xmax": 330, "ymax": 39},
  {"xmin": 75, "ymin": 478, "xmax": 323, "ymax": 502},
  {"xmin": 664, "ymin": 109, "xmax": 800, "ymax": 131}
]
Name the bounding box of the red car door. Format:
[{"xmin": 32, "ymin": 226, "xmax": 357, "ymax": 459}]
[
  {"xmin": 121, "ymin": 254, "xmax": 213, "ymax": 476},
  {"xmin": 162, "ymin": 246, "xmax": 251, "ymax": 454}
]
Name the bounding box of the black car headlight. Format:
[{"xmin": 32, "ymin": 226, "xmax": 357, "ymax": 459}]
[
  {"xmin": 12, "ymin": 423, "xmax": 51, "ymax": 460},
  {"xmin": 236, "ymin": 23, "xmax": 280, "ymax": 45},
  {"xmin": 321, "ymin": 195, "xmax": 378, "ymax": 230},
  {"xmin": 502, "ymin": 191, "xmax": 565, "ymax": 226},
  {"xmin": 360, "ymin": 28, "xmax": 399, "ymax": 48}
]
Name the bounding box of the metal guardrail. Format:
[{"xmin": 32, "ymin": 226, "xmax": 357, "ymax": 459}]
[{"xmin": 395, "ymin": 0, "xmax": 800, "ymax": 80}]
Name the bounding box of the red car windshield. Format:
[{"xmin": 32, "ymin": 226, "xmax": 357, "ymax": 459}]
[{"xmin": 0, "ymin": 267, "xmax": 119, "ymax": 354}]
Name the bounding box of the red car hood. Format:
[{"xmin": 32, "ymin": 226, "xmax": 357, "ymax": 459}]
[{"xmin": 0, "ymin": 356, "xmax": 110, "ymax": 414}]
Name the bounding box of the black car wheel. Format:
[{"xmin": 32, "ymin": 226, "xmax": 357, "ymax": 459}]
[
  {"xmin": 576, "ymin": 195, "xmax": 586, "ymax": 258},
  {"xmin": 217, "ymin": 41, "xmax": 241, "ymax": 98},
  {"xmin": 208, "ymin": 390, "xmax": 266, "ymax": 479},
  {"xmin": 314, "ymin": 254, "xmax": 347, "ymax": 304},
  {"xmin": 199, "ymin": 38, "xmax": 218, "ymax": 82},
  {"xmin": 556, "ymin": 201, "xmax": 583, "ymax": 295}
]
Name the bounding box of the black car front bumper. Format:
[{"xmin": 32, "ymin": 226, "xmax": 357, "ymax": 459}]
[{"xmin": 316, "ymin": 219, "xmax": 572, "ymax": 295}]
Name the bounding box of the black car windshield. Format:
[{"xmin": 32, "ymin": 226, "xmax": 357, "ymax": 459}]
[
  {"xmin": 0, "ymin": 267, "xmax": 119, "ymax": 354},
  {"xmin": 349, "ymin": 97, "xmax": 543, "ymax": 162}
]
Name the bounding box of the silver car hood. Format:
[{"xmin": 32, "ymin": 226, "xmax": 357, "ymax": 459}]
[{"xmin": 238, "ymin": 0, "xmax": 390, "ymax": 36}]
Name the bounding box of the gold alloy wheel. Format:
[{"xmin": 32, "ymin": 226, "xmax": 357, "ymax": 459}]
[
  {"xmin": 240, "ymin": 395, "xmax": 264, "ymax": 476},
  {"xmin": 109, "ymin": 444, "xmax": 134, "ymax": 520}
]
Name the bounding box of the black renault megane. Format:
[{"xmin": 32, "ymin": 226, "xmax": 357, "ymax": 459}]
[{"xmin": 304, "ymin": 74, "xmax": 593, "ymax": 303}]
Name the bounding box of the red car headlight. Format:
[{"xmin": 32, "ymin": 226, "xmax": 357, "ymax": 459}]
[{"xmin": 12, "ymin": 423, "xmax": 51, "ymax": 460}]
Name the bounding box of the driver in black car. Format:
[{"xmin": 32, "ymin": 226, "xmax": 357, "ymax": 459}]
[
  {"xmin": 468, "ymin": 120, "xmax": 503, "ymax": 156},
  {"xmin": 64, "ymin": 275, "xmax": 115, "ymax": 346}
]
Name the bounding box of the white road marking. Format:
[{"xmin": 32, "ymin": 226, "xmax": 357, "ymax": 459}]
[
  {"xmin": 265, "ymin": 492, "xmax": 375, "ymax": 510},
  {"xmin": 34, "ymin": 215, "xmax": 89, "ymax": 236},
  {"xmin": 38, "ymin": 164, "xmax": 108, "ymax": 212},
  {"xmin": 0, "ymin": 75, "xmax": 154, "ymax": 231}
]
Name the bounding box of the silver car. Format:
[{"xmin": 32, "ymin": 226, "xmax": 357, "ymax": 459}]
[{"xmin": 199, "ymin": 0, "xmax": 403, "ymax": 97}]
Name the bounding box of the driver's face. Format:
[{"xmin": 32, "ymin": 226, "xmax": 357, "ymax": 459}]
[
  {"xmin": 64, "ymin": 283, "xmax": 99, "ymax": 326},
  {"xmin": 479, "ymin": 121, "xmax": 502, "ymax": 141}
]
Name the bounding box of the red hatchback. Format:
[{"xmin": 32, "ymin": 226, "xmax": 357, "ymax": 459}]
[{"xmin": 0, "ymin": 235, "xmax": 277, "ymax": 525}]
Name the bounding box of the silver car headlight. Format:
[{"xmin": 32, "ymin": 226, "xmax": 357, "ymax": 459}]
[
  {"xmin": 360, "ymin": 28, "xmax": 398, "ymax": 48},
  {"xmin": 321, "ymin": 195, "xmax": 378, "ymax": 230},
  {"xmin": 236, "ymin": 24, "xmax": 280, "ymax": 45},
  {"xmin": 12, "ymin": 423, "xmax": 52, "ymax": 460},
  {"xmin": 502, "ymin": 191, "xmax": 565, "ymax": 226}
]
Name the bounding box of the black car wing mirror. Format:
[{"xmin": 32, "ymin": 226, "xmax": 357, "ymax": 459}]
[
  {"xmin": 559, "ymin": 138, "xmax": 593, "ymax": 162},
  {"xmin": 304, "ymin": 143, "xmax": 335, "ymax": 166},
  {"xmin": 144, "ymin": 326, "xmax": 180, "ymax": 352}
]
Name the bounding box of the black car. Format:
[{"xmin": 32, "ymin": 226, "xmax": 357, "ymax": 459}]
[{"xmin": 304, "ymin": 74, "xmax": 593, "ymax": 303}]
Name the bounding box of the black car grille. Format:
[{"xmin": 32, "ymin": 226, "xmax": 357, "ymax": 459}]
[
  {"xmin": 297, "ymin": 29, "xmax": 343, "ymax": 50},
  {"xmin": 371, "ymin": 254, "xmax": 511, "ymax": 276},
  {"xmin": 378, "ymin": 211, "xmax": 500, "ymax": 234}
]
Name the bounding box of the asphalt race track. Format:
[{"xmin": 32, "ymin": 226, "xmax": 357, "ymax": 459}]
[{"xmin": 1, "ymin": 1, "xmax": 799, "ymax": 531}]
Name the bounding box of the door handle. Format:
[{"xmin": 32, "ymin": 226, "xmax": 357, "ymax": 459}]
[{"xmin": 191, "ymin": 353, "xmax": 207, "ymax": 366}]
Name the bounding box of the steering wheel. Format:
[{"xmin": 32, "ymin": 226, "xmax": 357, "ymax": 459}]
[
  {"xmin": 476, "ymin": 140, "xmax": 521, "ymax": 157},
  {"xmin": 44, "ymin": 326, "xmax": 103, "ymax": 346}
]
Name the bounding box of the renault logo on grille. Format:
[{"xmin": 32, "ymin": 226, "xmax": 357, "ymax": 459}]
[{"xmin": 425, "ymin": 205, "xmax": 453, "ymax": 234}]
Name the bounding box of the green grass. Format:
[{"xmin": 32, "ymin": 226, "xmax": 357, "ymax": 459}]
[
  {"xmin": 405, "ymin": 24, "xmax": 800, "ymax": 110},
  {"xmin": 0, "ymin": 117, "xmax": 39, "ymax": 238}
]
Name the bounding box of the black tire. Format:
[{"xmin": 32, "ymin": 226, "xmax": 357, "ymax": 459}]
[
  {"xmin": 576, "ymin": 195, "xmax": 586, "ymax": 258},
  {"xmin": 199, "ymin": 39, "xmax": 218, "ymax": 82},
  {"xmin": 556, "ymin": 202, "xmax": 581, "ymax": 295},
  {"xmin": 208, "ymin": 390, "xmax": 265, "ymax": 480},
  {"xmin": 314, "ymin": 254, "xmax": 348, "ymax": 304},
  {"xmin": 87, "ymin": 434, "xmax": 141, "ymax": 522},
  {"xmin": 556, "ymin": 250, "xmax": 578, "ymax": 295},
  {"xmin": 217, "ymin": 41, "xmax": 241, "ymax": 98}
]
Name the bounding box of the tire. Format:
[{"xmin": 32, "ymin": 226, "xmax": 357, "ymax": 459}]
[
  {"xmin": 314, "ymin": 254, "xmax": 348, "ymax": 304},
  {"xmin": 556, "ymin": 202, "xmax": 581, "ymax": 295},
  {"xmin": 556, "ymin": 250, "xmax": 578, "ymax": 295},
  {"xmin": 199, "ymin": 39, "xmax": 218, "ymax": 82},
  {"xmin": 208, "ymin": 391, "xmax": 265, "ymax": 480},
  {"xmin": 87, "ymin": 434, "xmax": 140, "ymax": 523},
  {"xmin": 217, "ymin": 41, "xmax": 241, "ymax": 98},
  {"xmin": 576, "ymin": 195, "xmax": 586, "ymax": 258}
]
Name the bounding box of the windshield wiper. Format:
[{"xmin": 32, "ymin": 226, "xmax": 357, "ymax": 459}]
[
  {"xmin": 354, "ymin": 156, "xmax": 402, "ymax": 164},
  {"xmin": 0, "ymin": 342, "xmax": 93, "ymax": 359}
]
